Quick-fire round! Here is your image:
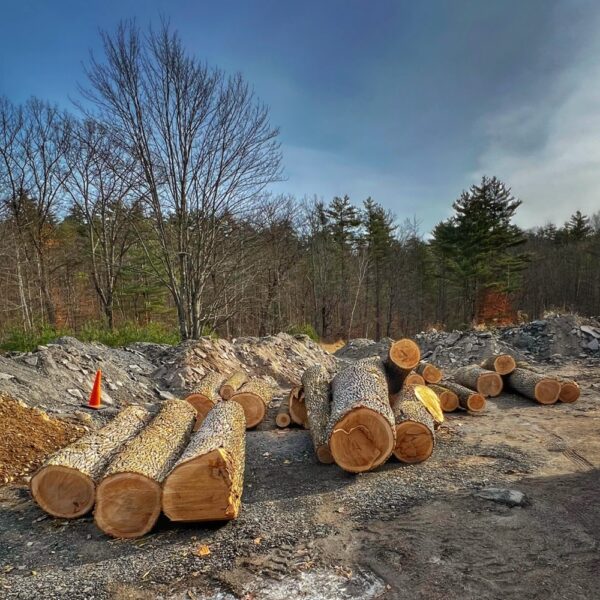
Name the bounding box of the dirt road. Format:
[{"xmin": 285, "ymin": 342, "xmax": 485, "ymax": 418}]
[{"xmin": 1, "ymin": 361, "xmax": 598, "ymax": 599}]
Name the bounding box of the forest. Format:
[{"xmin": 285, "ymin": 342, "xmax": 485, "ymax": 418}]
[{"xmin": 1, "ymin": 22, "xmax": 599, "ymax": 348}]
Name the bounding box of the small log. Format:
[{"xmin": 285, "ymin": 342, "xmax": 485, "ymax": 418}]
[
  {"xmin": 404, "ymin": 371, "xmax": 426, "ymax": 385},
  {"xmin": 302, "ymin": 365, "xmax": 333, "ymax": 464},
  {"xmin": 162, "ymin": 401, "xmax": 246, "ymax": 522},
  {"xmin": 559, "ymin": 380, "xmax": 580, "ymax": 404},
  {"xmin": 231, "ymin": 379, "xmax": 274, "ymax": 428},
  {"xmin": 185, "ymin": 372, "xmax": 226, "ymax": 430},
  {"xmin": 94, "ymin": 399, "xmax": 196, "ymax": 538},
  {"xmin": 480, "ymin": 354, "xmax": 516, "ymax": 375},
  {"xmin": 275, "ymin": 396, "xmax": 291, "ymax": 428},
  {"xmin": 505, "ymin": 368, "xmax": 561, "ymax": 405},
  {"xmin": 391, "ymin": 384, "xmax": 436, "ymax": 463},
  {"xmin": 416, "ymin": 361, "xmax": 443, "ymax": 384},
  {"xmin": 454, "ymin": 365, "xmax": 503, "ymax": 397},
  {"xmin": 439, "ymin": 380, "xmax": 486, "ymax": 412},
  {"xmin": 327, "ymin": 357, "xmax": 395, "ymax": 473},
  {"xmin": 385, "ymin": 338, "xmax": 421, "ymax": 394},
  {"xmin": 515, "ymin": 360, "xmax": 543, "ymax": 374},
  {"xmin": 288, "ymin": 385, "xmax": 308, "ymax": 427},
  {"xmin": 220, "ymin": 370, "xmax": 249, "ymax": 400},
  {"xmin": 429, "ymin": 384, "xmax": 459, "ymax": 412},
  {"xmin": 30, "ymin": 405, "xmax": 150, "ymax": 519}
]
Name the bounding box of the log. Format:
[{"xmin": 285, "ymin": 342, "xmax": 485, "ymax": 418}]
[
  {"xmin": 231, "ymin": 379, "xmax": 274, "ymax": 428},
  {"xmin": 480, "ymin": 354, "xmax": 516, "ymax": 375},
  {"xmin": 220, "ymin": 370, "xmax": 249, "ymax": 400},
  {"xmin": 404, "ymin": 371, "xmax": 426, "ymax": 385},
  {"xmin": 288, "ymin": 385, "xmax": 308, "ymax": 427},
  {"xmin": 327, "ymin": 357, "xmax": 395, "ymax": 473},
  {"xmin": 454, "ymin": 365, "xmax": 503, "ymax": 397},
  {"xmin": 302, "ymin": 365, "xmax": 333, "ymax": 464},
  {"xmin": 439, "ymin": 380, "xmax": 486, "ymax": 412},
  {"xmin": 505, "ymin": 368, "xmax": 561, "ymax": 405},
  {"xmin": 275, "ymin": 396, "xmax": 291, "ymax": 428},
  {"xmin": 162, "ymin": 401, "xmax": 246, "ymax": 522},
  {"xmin": 391, "ymin": 384, "xmax": 436, "ymax": 463},
  {"xmin": 416, "ymin": 361, "xmax": 443, "ymax": 384},
  {"xmin": 385, "ymin": 338, "xmax": 421, "ymax": 394},
  {"xmin": 185, "ymin": 372, "xmax": 226, "ymax": 430},
  {"xmin": 559, "ymin": 380, "xmax": 580, "ymax": 404},
  {"xmin": 30, "ymin": 405, "xmax": 150, "ymax": 519},
  {"xmin": 94, "ymin": 399, "xmax": 196, "ymax": 538},
  {"xmin": 429, "ymin": 384, "xmax": 459, "ymax": 412},
  {"xmin": 515, "ymin": 360, "xmax": 543, "ymax": 374}
]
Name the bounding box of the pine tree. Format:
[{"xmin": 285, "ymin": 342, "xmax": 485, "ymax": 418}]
[
  {"xmin": 565, "ymin": 210, "xmax": 592, "ymax": 242},
  {"xmin": 431, "ymin": 176, "xmax": 527, "ymax": 325}
]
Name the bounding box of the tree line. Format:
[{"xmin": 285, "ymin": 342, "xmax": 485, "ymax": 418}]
[{"xmin": 1, "ymin": 21, "xmax": 599, "ymax": 343}]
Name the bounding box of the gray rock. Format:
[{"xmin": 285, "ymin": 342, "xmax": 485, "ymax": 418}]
[
  {"xmin": 587, "ymin": 339, "xmax": 599, "ymax": 351},
  {"xmin": 475, "ymin": 487, "xmax": 528, "ymax": 507},
  {"xmin": 67, "ymin": 388, "xmax": 83, "ymax": 399},
  {"xmin": 156, "ymin": 389, "xmax": 177, "ymax": 401},
  {"xmin": 23, "ymin": 356, "xmax": 39, "ymax": 367},
  {"xmin": 0, "ymin": 372, "xmax": 15, "ymax": 380}
]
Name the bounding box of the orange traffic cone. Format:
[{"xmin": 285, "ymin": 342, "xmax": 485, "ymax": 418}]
[{"xmin": 87, "ymin": 370, "xmax": 102, "ymax": 409}]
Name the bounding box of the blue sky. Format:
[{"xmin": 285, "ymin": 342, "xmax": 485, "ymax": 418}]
[{"xmin": 1, "ymin": 0, "xmax": 599, "ymax": 231}]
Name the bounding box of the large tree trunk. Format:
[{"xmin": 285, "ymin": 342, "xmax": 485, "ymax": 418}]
[
  {"xmin": 391, "ymin": 384, "xmax": 436, "ymax": 463},
  {"xmin": 185, "ymin": 372, "xmax": 226, "ymax": 430},
  {"xmin": 94, "ymin": 399, "xmax": 196, "ymax": 538},
  {"xmin": 302, "ymin": 365, "xmax": 333, "ymax": 464},
  {"xmin": 439, "ymin": 380, "xmax": 486, "ymax": 412},
  {"xmin": 416, "ymin": 361, "xmax": 443, "ymax": 384},
  {"xmin": 454, "ymin": 365, "xmax": 503, "ymax": 397},
  {"xmin": 480, "ymin": 354, "xmax": 516, "ymax": 375},
  {"xmin": 385, "ymin": 339, "xmax": 420, "ymax": 393},
  {"xmin": 504, "ymin": 368, "xmax": 561, "ymax": 405},
  {"xmin": 220, "ymin": 370, "xmax": 249, "ymax": 400},
  {"xmin": 327, "ymin": 357, "xmax": 395, "ymax": 473},
  {"xmin": 162, "ymin": 401, "xmax": 246, "ymax": 522},
  {"xmin": 30, "ymin": 406, "xmax": 150, "ymax": 519},
  {"xmin": 288, "ymin": 385, "xmax": 307, "ymax": 427},
  {"xmin": 231, "ymin": 380, "xmax": 274, "ymax": 429},
  {"xmin": 429, "ymin": 384, "xmax": 459, "ymax": 412}
]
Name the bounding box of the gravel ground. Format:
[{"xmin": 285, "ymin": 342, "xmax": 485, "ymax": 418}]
[{"xmin": 1, "ymin": 360, "xmax": 599, "ymax": 599}]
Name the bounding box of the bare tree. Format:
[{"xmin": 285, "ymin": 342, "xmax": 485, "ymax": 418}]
[
  {"xmin": 64, "ymin": 119, "xmax": 142, "ymax": 329},
  {"xmin": 80, "ymin": 21, "xmax": 282, "ymax": 339}
]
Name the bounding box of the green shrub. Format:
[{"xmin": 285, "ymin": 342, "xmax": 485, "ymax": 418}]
[{"xmin": 287, "ymin": 323, "xmax": 319, "ymax": 341}]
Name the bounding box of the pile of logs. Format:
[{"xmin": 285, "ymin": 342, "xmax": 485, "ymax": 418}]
[{"xmin": 31, "ymin": 398, "xmax": 247, "ymax": 539}]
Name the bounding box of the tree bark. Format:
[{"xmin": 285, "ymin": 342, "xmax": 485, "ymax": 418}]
[
  {"xmin": 504, "ymin": 368, "xmax": 561, "ymax": 404},
  {"xmin": 94, "ymin": 399, "xmax": 196, "ymax": 538},
  {"xmin": 185, "ymin": 372, "xmax": 226, "ymax": 430},
  {"xmin": 220, "ymin": 370, "xmax": 249, "ymax": 400},
  {"xmin": 301, "ymin": 365, "xmax": 333, "ymax": 464},
  {"xmin": 327, "ymin": 357, "xmax": 395, "ymax": 473},
  {"xmin": 30, "ymin": 405, "xmax": 150, "ymax": 519},
  {"xmin": 391, "ymin": 385, "xmax": 436, "ymax": 463},
  {"xmin": 454, "ymin": 365, "xmax": 503, "ymax": 397},
  {"xmin": 231, "ymin": 379, "xmax": 274, "ymax": 429},
  {"xmin": 162, "ymin": 401, "xmax": 246, "ymax": 522}
]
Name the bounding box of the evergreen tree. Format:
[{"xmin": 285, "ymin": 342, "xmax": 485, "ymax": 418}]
[
  {"xmin": 565, "ymin": 210, "xmax": 592, "ymax": 242},
  {"xmin": 431, "ymin": 176, "xmax": 527, "ymax": 324}
]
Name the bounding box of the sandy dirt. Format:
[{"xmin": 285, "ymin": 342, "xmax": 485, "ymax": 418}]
[{"xmin": 0, "ymin": 361, "xmax": 599, "ymax": 599}]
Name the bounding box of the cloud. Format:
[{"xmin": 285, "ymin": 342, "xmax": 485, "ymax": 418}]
[{"xmin": 474, "ymin": 41, "xmax": 600, "ymax": 229}]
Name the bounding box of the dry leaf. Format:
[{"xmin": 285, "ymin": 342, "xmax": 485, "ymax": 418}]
[
  {"xmin": 254, "ymin": 537, "xmax": 262, "ymax": 545},
  {"xmin": 195, "ymin": 545, "xmax": 211, "ymax": 557}
]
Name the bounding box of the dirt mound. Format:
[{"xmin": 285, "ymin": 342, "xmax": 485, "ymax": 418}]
[{"xmin": 0, "ymin": 395, "xmax": 87, "ymax": 484}]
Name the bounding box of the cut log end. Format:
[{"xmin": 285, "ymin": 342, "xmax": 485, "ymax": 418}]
[
  {"xmin": 535, "ymin": 380, "xmax": 561, "ymax": 405},
  {"xmin": 393, "ymin": 421, "xmax": 434, "ymax": 463},
  {"xmin": 95, "ymin": 473, "xmax": 161, "ymax": 539},
  {"xmin": 220, "ymin": 385, "xmax": 235, "ymax": 401},
  {"xmin": 413, "ymin": 384, "xmax": 444, "ymax": 424},
  {"xmin": 436, "ymin": 389, "xmax": 459, "ymax": 412},
  {"xmin": 234, "ymin": 392, "xmax": 266, "ymax": 428},
  {"xmin": 184, "ymin": 394, "xmax": 214, "ymax": 431},
  {"xmin": 162, "ymin": 449, "xmax": 238, "ymax": 522},
  {"xmin": 289, "ymin": 386, "xmax": 308, "ymax": 427},
  {"xmin": 420, "ymin": 363, "xmax": 443, "ymax": 384},
  {"xmin": 30, "ymin": 466, "xmax": 95, "ymax": 519},
  {"xmin": 404, "ymin": 372, "xmax": 425, "ymax": 385},
  {"xmin": 467, "ymin": 393, "xmax": 486, "ymax": 412},
  {"xmin": 559, "ymin": 381, "xmax": 580, "ymax": 404},
  {"xmin": 389, "ymin": 339, "xmax": 420, "ymax": 370},
  {"xmin": 275, "ymin": 412, "xmax": 291, "ymax": 428},
  {"xmin": 479, "ymin": 372, "xmax": 503, "ymax": 397},
  {"xmin": 329, "ymin": 407, "xmax": 394, "ymax": 473},
  {"xmin": 316, "ymin": 444, "xmax": 334, "ymax": 464},
  {"xmin": 492, "ymin": 355, "xmax": 516, "ymax": 375}
]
